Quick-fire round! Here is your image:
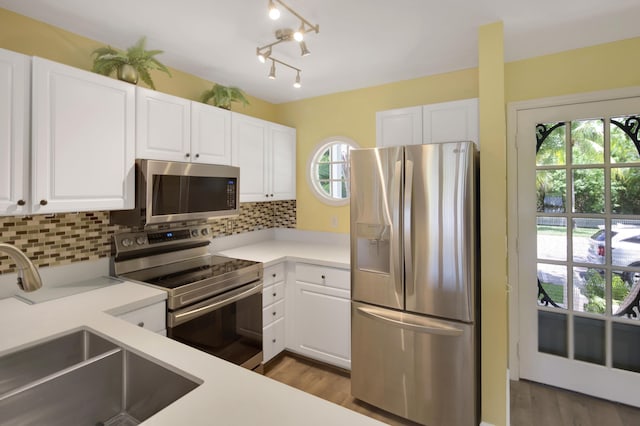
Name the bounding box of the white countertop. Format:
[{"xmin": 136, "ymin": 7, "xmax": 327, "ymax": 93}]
[
  {"xmin": 0, "ymin": 238, "xmax": 379, "ymax": 425},
  {"xmin": 217, "ymin": 239, "xmax": 350, "ymax": 268}
]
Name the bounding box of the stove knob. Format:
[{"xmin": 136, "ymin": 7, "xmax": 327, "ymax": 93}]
[
  {"xmin": 121, "ymin": 238, "xmax": 133, "ymax": 248},
  {"xmin": 135, "ymin": 236, "xmax": 146, "ymax": 246},
  {"xmin": 191, "ymin": 229, "xmax": 199, "ymax": 237},
  {"xmin": 201, "ymin": 228, "xmax": 210, "ymax": 236}
]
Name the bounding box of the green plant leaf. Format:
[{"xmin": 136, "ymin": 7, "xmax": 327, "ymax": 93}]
[{"xmin": 90, "ymin": 36, "xmax": 171, "ymax": 88}]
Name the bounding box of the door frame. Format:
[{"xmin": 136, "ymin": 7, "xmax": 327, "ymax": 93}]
[{"xmin": 507, "ymin": 86, "xmax": 640, "ymax": 381}]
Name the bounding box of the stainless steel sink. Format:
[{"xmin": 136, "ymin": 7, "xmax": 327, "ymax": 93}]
[{"xmin": 0, "ymin": 329, "xmax": 200, "ymax": 425}]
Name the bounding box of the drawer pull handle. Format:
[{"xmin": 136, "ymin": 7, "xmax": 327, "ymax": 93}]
[
  {"xmin": 272, "ymin": 338, "xmax": 276, "ymax": 343},
  {"xmin": 137, "ymin": 321, "xmax": 144, "ymax": 327},
  {"xmin": 40, "ymin": 199, "xmax": 48, "ymax": 206},
  {"xmin": 321, "ymin": 275, "xmax": 326, "ymax": 279},
  {"xmin": 272, "ymin": 312, "xmax": 276, "ymax": 316},
  {"xmin": 17, "ymin": 199, "xmax": 26, "ymax": 206},
  {"xmin": 273, "ymin": 292, "xmax": 277, "ymax": 297},
  {"xmin": 272, "ymin": 273, "xmax": 277, "ymax": 278}
]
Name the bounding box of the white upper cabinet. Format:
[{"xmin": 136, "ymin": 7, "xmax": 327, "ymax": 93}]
[
  {"xmin": 136, "ymin": 87, "xmax": 191, "ymax": 162},
  {"xmin": 376, "ymin": 105, "xmax": 422, "ymax": 147},
  {"xmin": 422, "ymin": 98, "xmax": 478, "ymax": 145},
  {"xmin": 136, "ymin": 87, "xmax": 232, "ymax": 165},
  {"xmin": 268, "ymin": 123, "xmax": 296, "ymax": 201},
  {"xmin": 191, "ymin": 101, "xmax": 232, "ymax": 165},
  {"xmin": 376, "ymin": 99, "xmax": 479, "ymax": 147},
  {"xmin": 31, "ymin": 57, "xmax": 135, "ymax": 214},
  {"xmin": 0, "ymin": 48, "xmax": 30, "ymax": 216},
  {"xmin": 231, "ymin": 113, "xmax": 296, "ymax": 202}
]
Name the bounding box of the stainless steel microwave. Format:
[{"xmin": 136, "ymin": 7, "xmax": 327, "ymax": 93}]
[{"xmin": 110, "ymin": 159, "xmax": 239, "ymax": 227}]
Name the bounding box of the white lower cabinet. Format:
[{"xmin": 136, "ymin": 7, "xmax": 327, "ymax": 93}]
[
  {"xmin": 290, "ymin": 263, "xmax": 351, "ymax": 369},
  {"xmin": 116, "ymin": 300, "xmax": 166, "ymax": 335},
  {"xmin": 263, "ymin": 317, "xmax": 285, "ymax": 363},
  {"xmin": 262, "ymin": 263, "xmax": 286, "ymax": 363}
]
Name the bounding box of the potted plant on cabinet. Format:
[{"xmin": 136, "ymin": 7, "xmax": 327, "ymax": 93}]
[
  {"xmin": 91, "ymin": 36, "xmax": 171, "ymax": 90},
  {"xmin": 201, "ymin": 84, "xmax": 250, "ymax": 110}
]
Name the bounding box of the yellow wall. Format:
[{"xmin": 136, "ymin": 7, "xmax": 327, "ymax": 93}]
[
  {"xmin": 506, "ymin": 36, "xmax": 640, "ymax": 102},
  {"xmin": 0, "ymin": 7, "xmax": 277, "ymax": 121},
  {"xmin": 278, "ymin": 69, "xmax": 478, "ymax": 233},
  {"xmin": 478, "ymin": 22, "xmax": 508, "ymax": 426}
]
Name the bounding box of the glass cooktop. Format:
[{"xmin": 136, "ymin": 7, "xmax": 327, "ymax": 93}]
[{"xmin": 140, "ymin": 255, "xmax": 260, "ymax": 290}]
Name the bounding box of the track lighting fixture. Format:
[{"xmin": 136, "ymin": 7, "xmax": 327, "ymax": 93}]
[
  {"xmin": 293, "ymin": 23, "xmax": 305, "ymax": 42},
  {"xmin": 268, "ymin": 60, "xmax": 276, "ymax": 79},
  {"xmin": 294, "ymin": 71, "xmax": 301, "ymax": 88},
  {"xmin": 299, "ymin": 41, "xmax": 310, "ymax": 57},
  {"xmin": 268, "ymin": 0, "xmax": 280, "ymax": 20},
  {"xmin": 257, "ymin": 47, "xmax": 271, "ymax": 63},
  {"xmin": 256, "ymin": 0, "xmax": 318, "ymax": 88}
]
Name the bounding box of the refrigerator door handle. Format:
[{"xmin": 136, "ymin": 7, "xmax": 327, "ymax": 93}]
[
  {"xmin": 392, "ymin": 160, "xmax": 403, "ymax": 295},
  {"xmin": 403, "ymin": 159, "xmax": 414, "ymax": 296},
  {"xmin": 356, "ymin": 305, "xmax": 463, "ymax": 337}
]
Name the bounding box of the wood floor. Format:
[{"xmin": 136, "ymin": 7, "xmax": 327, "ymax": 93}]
[
  {"xmin": 265, "ymin": 353, "xmax": 640, "ymax": 426},
  {"xmin": 264, "ymin": 353, "xmax": 421, "ymax": 425},
  {"xmin": 510, "ymin": 380, "xmax": 640, "ymax": 426}
]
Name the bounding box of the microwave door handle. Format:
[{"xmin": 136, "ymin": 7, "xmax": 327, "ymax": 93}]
[
  {"xmin": 169, "ymin": 283, "xmax": 263, "ymax": 327},
  {"xmin": 356, "ymin": 305, "xmax": 463, "ymax": 337}
]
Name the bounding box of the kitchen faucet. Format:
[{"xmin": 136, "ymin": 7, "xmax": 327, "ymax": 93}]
[{"xmin": 0, "ymin": 243, "xmax": 42, "ymax": 292}]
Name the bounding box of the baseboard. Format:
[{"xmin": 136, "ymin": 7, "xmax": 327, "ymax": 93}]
[{"xmin": 480, "ymin": 422, "xmax": 496, "ymax": 426}]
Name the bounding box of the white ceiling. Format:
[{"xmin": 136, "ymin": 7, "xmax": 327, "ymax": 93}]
[{"xmin": 1, "ymin": 0, "xmax": 639, "ymax": 104}]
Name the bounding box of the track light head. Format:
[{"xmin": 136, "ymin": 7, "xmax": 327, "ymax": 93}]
[
  {"xmin": 293, "ymin": 23, "xmax": 305, "ymax": 42},
  {"xmin": 268, "ymin": 61, "xmax": 276, "ymax": 79},
  {"xmin": 257, "ymin": 47, "xmax": 271, "ymax": 63},
  {"xmin": 293, "ymin": 71, "xmax": 301, "ymax": 88},
  {"xmin": 268, "ymin": 0, "xmax": 280, "ymax": 20},
  {"xmin": 300, "ymin": 41, "xmax": 310, "ymax": 57}
]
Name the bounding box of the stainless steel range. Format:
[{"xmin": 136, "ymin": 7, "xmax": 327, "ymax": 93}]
[{"xmin": 111, "ymin": 225, "xmax": 264, "ymax": 371}]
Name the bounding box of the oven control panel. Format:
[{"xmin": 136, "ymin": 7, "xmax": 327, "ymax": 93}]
[{"xmin": 113, "ymin": 225, "xmax": 212, "ymax": 254}]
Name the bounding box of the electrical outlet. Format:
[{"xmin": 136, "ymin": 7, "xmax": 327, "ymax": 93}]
[{"xmin": 226, "ymin": 219, "xmax": 233, "ymax": 233}]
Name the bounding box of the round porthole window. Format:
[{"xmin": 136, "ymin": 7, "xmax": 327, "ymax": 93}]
[{"xmin": 307, "ymin": 137, "xmax": 359, "ymax": 206}]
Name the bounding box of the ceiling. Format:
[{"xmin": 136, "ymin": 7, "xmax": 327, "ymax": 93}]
[{"xmin": 1, "ymin": 0, "xmax": 639, "ymax": 104}]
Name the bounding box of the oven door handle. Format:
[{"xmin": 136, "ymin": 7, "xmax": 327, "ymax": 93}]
[{"xmin": 168, "ymin": 282, "xmax": 263, "ymax": 327}]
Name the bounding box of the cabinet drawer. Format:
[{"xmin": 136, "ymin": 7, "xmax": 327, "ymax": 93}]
[
  {"xmin": 263, "ymin": 263, "xmax": 285, "ymax": 287},
  {"xmin": 263, "ymin": 317, "xmax": 285, "ymax": 363},
  {"xmin": 263, "ymin": 281, "xmax": 285, "ymax": 307},
  {"xmin": 295, "ymin": 263, "xmax": 350, "ymax": 290},
  {"xmin": 117, "ymin": 301, "xmax": 166, "ymax": 333},
  {"xmin": 263, "ymin": 299, "xmax": 285, "ymax": 326}
]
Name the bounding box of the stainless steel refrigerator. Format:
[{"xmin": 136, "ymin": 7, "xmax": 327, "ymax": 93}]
[{"xmin": 350, "ymin": 141, "xmax": 478, "ymax": 426}]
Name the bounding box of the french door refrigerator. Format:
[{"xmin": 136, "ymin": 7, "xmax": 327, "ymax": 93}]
[{"xmin": 350, "ymin": 141, "xmax": 478, "ymax": 426}]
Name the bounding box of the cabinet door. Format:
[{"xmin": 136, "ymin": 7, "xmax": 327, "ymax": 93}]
[
  {"xmin": 136, "ymin": 86, "xmax": 191, "ymax": 162},
  {"xmin": 376, "ymin": 106, "xmax": 422, "ymax": 147},
  {"xmin": 269, "ymin": 123, "xmax": 296, "ymax": 200},
  {"xmin": 31, "ymin": 57, "xmax": 135, "ymax": 214},
  {"xmin": 264, "ymin": 317, "xmax": 285, "ymax": 363},
  {"xmin": 293, "ymin": 280, "xmax": 351, "ymax": 369},
  {"xmin": 191, "ymin": 102, "xmax": 231, "ymax": 165},
  {"xmin": 422, "ymin": 98, "xmax": 478, "ymax": 146},
  {"xmin": 0, "ymin": 49, "xmax": 30, "ymax": 216},
  {"xmin": 231, "ymin": 113, "xmax": 268, "ymax": 202}
]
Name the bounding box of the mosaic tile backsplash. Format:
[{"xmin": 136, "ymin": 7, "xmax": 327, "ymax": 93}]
[{"xmin": 0, "ymin": 200, "xmax": 296, "ymax": 275}]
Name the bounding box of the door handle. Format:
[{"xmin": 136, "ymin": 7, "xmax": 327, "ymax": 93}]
[
  {"xmin": 169, "ymin": 282, "xmax": 263, "ymax": 327},
  {"xmin": 357, "ymin": 305, "xmax": 463, "ymax": 336},
  {"xmin": 391, "ymin": 159, "xmax": 403, "ymax": 296},
  {"xmin": 404, "ymin": 159, "xmax": 414, "ymax": 296}
]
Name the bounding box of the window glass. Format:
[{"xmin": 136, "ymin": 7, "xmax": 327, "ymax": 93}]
[{"xmin": 307, "ymin": 137, "xmax": 359, "ymax": 205}]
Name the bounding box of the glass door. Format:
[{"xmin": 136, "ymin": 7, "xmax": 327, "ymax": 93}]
[{"xmin": 516, "ymin": 97, "xmax": 640, "ymax": 407}]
